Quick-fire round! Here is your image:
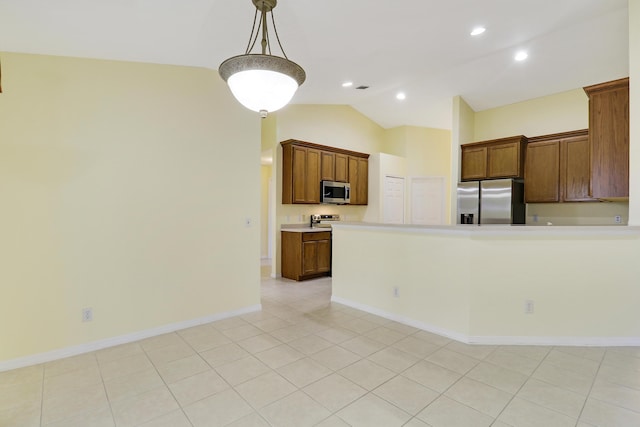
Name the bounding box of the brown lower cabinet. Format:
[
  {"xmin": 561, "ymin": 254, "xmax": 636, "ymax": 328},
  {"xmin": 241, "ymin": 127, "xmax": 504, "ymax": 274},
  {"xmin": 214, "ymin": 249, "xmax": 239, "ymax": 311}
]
[{"xmin": 281, "ymin": 231, "xmax": 331, "ymax": 281}]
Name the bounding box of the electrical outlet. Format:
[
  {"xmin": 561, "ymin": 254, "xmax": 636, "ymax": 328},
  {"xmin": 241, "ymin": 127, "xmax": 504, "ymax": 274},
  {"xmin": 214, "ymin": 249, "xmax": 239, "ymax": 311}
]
[
  {"xmin": 614, "ymin": 215, "xmax": 622, "ymax": 224},
  {"xmin": 393, "ymin": 286, "xmax": 400, "ymax": 298},
  {"xmin": 524, "ymin": 300, "xmax": 534, "ymax": 314},
  {"xmin": 82, "ymin": 307, "xmax": 93, "ymax": 322}
]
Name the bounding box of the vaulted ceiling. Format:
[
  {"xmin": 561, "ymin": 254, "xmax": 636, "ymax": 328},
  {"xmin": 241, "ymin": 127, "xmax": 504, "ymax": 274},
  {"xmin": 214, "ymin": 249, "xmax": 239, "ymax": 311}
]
[{"xmin": 0, "ymin": 0, "xmax": 630, "ymax": 129}]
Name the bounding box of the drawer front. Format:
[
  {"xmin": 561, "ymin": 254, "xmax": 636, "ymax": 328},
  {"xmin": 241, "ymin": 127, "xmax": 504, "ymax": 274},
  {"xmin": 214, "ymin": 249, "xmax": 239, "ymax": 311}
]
[{"xmin": 302, "ymin": 231, "xmax": 331, "ymax": 241}]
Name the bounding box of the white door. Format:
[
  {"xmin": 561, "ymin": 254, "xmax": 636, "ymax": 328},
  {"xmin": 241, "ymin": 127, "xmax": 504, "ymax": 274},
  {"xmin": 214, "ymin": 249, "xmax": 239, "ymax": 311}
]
[
  {"xmin": 383, "ymin": 176, "xmax": 405, "ymax": 224},
  {"xmin": 411, "ymin": 177, "xmax": 445, "ymax": 225}
]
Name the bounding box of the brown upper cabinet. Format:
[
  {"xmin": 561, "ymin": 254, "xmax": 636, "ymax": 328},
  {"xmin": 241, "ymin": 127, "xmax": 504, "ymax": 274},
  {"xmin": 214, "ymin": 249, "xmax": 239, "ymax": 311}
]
[
  {"xmin": 584, "ymin": 78, "xmax": 629, "ymax": 200},
  {"xmin": 461, "ymin": 136, "xmax": 527, "ymax": 181},
  {"xmin": 525, "ymin": 130, "xmax": 594, "ymax": 203},
  {"xmin": 281, "ymin": 139, "xmax": 369, "ymax": 204}
]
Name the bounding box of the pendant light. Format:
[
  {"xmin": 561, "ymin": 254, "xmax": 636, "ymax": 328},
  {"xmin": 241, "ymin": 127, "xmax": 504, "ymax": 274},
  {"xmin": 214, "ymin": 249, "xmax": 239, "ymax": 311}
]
[{"xmin": 218, "ymin": 0, "xmax": 305, "ymax": 118}]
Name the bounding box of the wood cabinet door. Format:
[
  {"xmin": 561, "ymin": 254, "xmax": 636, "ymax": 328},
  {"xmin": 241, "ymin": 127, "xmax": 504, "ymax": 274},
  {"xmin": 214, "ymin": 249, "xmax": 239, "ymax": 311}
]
[
  {"xmin": 305, "ymin": 149, "xmax": 321, "ymax": 203},
  {"xmin": 335, "ymin": 153, "xmax": 348, "ymax": 182},
  {"xmin": 488, "ymin": 142, "xmax": 520, "ymax": 178},
  {"xmin": 302, "ymin": 241, "xmax": 318, "ymax": 275},
  {"xmin": 562, "ymin": 136, "xmax": 593, "ymax": 201},
  {"xmin": 292, "ymin": 145, "xmax": 308, "ymax": 203},
  {"xmin": 525, "ymin": 141, "xmax": 560, "ymax": 202},
  {"xmin": 588, "ymin": 84, "xmax": 629, "ymax": 199},
  {"xmin": 461, "ymin": 146, "xmax": 487, "ymax": 180},
  {"xmin": 348, "ymin": 156, "xmax": 360, "ymax": 204},
  {"xmin": 357, "ymin": 158, "xmax": 368, "ymax": 205},
  {"xmin": 320, "ymin": 152, "xmax": 335, "ymax": 181},
  {"xmin": 316, "ymin": 239, "xmax": 331, "ymax": 273}
]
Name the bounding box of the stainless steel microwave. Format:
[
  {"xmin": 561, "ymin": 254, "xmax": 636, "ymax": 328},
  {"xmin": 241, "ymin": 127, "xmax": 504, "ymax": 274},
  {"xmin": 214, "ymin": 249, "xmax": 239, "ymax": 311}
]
[{"xmin": 321, "ymin": 180, "xmax": 351, "ymax": 204}]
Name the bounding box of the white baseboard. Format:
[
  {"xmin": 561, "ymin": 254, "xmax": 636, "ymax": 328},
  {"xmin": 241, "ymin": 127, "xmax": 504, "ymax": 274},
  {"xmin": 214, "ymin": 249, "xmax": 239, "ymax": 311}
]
[
  {"xmin": 0, "ymin": 304, "xmax": 261, "ymax": 373},
  {"xmin": 331, "ymin": 296, "xmax": 640, "ymax": 347}
]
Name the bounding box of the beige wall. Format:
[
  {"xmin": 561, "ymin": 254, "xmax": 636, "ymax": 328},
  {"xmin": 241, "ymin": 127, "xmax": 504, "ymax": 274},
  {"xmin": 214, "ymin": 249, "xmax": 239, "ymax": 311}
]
[
  {"xmin": 332, "ymin": 225, "xmax": 640, "ymax": 343},
  {"xmin": 260, "ymin": 165, "xmax": 272, "ymax": 258},
  {"xmin": 0, "ymin": 53, "xmax": 261, "ymax": 365}
]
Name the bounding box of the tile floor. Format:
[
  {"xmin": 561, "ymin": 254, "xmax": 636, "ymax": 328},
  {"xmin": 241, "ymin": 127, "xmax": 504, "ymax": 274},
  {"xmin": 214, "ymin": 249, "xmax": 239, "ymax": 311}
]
[{"xmin": 2, "ymin": 265, "xmax": 640, "ymax": 426}]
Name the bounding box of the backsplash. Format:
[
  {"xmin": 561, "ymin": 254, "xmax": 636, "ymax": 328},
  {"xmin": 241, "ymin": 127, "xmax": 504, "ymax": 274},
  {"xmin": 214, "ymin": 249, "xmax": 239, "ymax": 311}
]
[{"xmin": 526, "ymin": 202, "xmax": 629, "ymax": 225}]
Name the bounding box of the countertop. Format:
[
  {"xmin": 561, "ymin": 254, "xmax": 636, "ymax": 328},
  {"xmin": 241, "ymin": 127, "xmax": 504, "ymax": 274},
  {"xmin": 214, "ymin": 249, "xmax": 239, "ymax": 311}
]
[{"xmin": 281, "ymin": 225, "xmax": 332, "ymax": 233}]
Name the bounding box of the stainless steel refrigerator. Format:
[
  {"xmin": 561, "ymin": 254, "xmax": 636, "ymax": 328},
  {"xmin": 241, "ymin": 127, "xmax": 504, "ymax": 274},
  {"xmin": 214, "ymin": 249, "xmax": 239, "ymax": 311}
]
[{"xmin": 457, "ymin": 179, "xmax": 525, "ymax": 225}]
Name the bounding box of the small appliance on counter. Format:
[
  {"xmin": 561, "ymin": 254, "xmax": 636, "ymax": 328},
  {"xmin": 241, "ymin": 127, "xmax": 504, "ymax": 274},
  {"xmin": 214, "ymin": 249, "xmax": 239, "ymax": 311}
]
[
  {"xmin": 457, "ymin": 179, "xmax": 525, "ymax": 225},
  {"xmin": 321, "ymin": 181, "xmax": 350, "ymax": 204},
  {"xmin": 310, "ymin": 214, "xmax": 340, "ymax": 228}
]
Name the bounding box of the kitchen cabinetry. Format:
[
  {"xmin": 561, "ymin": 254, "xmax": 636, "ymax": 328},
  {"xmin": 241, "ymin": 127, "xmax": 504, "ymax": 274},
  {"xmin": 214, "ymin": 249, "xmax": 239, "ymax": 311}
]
[
  {"xmin": 348, "ymin": 156, "xmax": 368, "ymax": 205},
  {"xmin": 281, "ymin": 139, "xmax": 368, "ymax": 204},
  {"xmin": 525, "ymin": 130, "xmax": 594, "ymax": 203},
  {"xmin": 461, "ymin": 136, "xmax": 526, "ymax": 181},
  {"xmin": 281, "ymin": 231, "xmax": 331, "ymax": 281},
  {"xmin": 584, "ymin": 78, "xmax": 629, "ymax": 200}
]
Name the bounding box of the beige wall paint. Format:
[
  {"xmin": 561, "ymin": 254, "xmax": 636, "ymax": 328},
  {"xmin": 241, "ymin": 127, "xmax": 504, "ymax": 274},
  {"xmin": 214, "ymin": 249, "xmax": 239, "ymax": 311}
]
[
  {"xmin": 629, "ymin": 0, "xmax": 640, "ymax": 225},
  {"xmin": 332, "ymin": 225, "xmax": 640, "ymax": 342},
  {"xmin": 0, "ymin": 53, "xmax": 261, "ymax": 364},
  {"xmin": 473, "ymin": 89, "xmax": 589, "ymax": 141},
  {"xmin": 260, "ymin": 165, "xmax": 272, "ymax": 258}
]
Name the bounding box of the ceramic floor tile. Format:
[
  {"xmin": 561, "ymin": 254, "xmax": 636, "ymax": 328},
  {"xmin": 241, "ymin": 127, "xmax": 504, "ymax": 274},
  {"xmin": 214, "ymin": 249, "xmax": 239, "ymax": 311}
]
[
  {"xmin": 363, "ymin": 327, "xmax": 406, "ymax": 345},
  {"xmin": 234, "ymin": 371, "xmax": 297, "ymax": 408},
  {"xmin": 596, "ymin": 363, "xmax": 640, "ymax": 390},
  {"xmin": 251, "ymin": 317, "xmax": 293, "ymax": 333},
  {"xmin": 200, "ymin": 342, "xmax": 250, "ymax": 368},
  {"xmin": 403, "ymin": 418, "xmax": 432, "ymax": 427},
  {"xmin": 269, "ymin": 324, "xmax": 313, "ymax": 343},
  {"xmin": 444, "ymin": 376, "xmax": 512, "ymax": 418},
  {"xmin": 411, "ymin": 331, "xmax": 452, "ymax": 347},
  {"xmin": 145, "ymin": 342, "xmax": 196, "ymax": 366},
  {"xmin": 486, "ymin": 348, "xmax": 541, "ymax": 376},
  {"xmin": 277, "ymin": 357, "xmax": 332, "ymax": 388},
  {"xmin": 590, "ymin": 378, "xmax": 640, "ymax": 413},
  {"xmin": 373, "ymin": 375, "xmax": 439, "ymax": 415},
  {"xmin": 417, "ymin": 395, "xmax": 494, "ymax": 427},
  {"xmin": 580, "ymin": 397, "xmax": 640, "ymax": 427},
  {"xmin": 496, "ymin": 397, "xmax": 577, "ymax": 427},
  {"xmin": 340, "ymin": 336, "xmax": 387, "ymax": 357},
  {"xmin": 42, "ymin": 405, "xmax": 114, "ymax": 427},
  {"xmin": 184, "ymin": 388, "xmax": 254, "ymax": 427},
  {"xmin": 155, "ymin": 354, "xmax": 210, "ymax": 384},
  {"xmin": 602, "ymin": 349, "xmax": 640, "ymax": 372},
  {"xmin": 260, "ymin": 390, "xmax": 332, "ymax": 427},
  {"xmin": 517, "ymin": 377, "xmax": 587, "ymax": 418},
  {"xmin": 0, "ymin": 365, "xmax": 43, "ymax": 387},
  {"xmin": 402, "ymin": 360, "xmax": 462, "ymax": 393},
  {"xmin": 0, "ymin": 404, "xmax": 41, "ymax": 427},
  {"xmin": 99, "ymin": 353, "xmax": 154, "ymax": 381},
  {"xmin": 211, "ymin": 317, "xmax": 251, "ymax": 331},
  {"xmin": 41, "ymin": 382, "xmax": 109, "ymax": 425},
  {"xmin": 554, "ymin": 346, "xmax": 606, "ymax": 362},
  {"xmin": 466, "ymin": 361, "xmax": 529, "ymax": 394},
  {"xmin": 0, "ymin": 380, "xmax": 42, "ymax": 412},
  {"xmin": 287, "ymin": 334, "xmax": 334, "ymax": 355},
  {"xmin": 392, "ymin": 336, "xmax": 441, "ymax": 358},
  {"xmin": 341, "ymin": 317, "xmax": 381, "ymax": 334},
  {"xmin": 103, "ymin": 367, "xmax": 164, "ymax": 402},
  {"xmin": 543, "ymin": 349, "xmax": 600, "ymax": 377},
  {"xmin": 499, "ymin": 345, "xmax": 551, "ymax": 362},
  {"xmin": 426, "ymin": 348, "xmax": 479, "ymax": 375},
  {"xmin": 95, "ymin": 342, "xmax": 144, "ymax": 364},
  {"xmin": 139, "ymin": 332, "xmax": 185, "ymax": 352},
  {"xmin": 532, "ymin": 361, "xmax": 595, "ymax": 395},
  {"xmin": 237, "ymin": 333, "xmax": 282, "ymax": 354},
  {"xmin": 367, "ymin": 347, "xmax": 419, "ymax": 373},
  {"xmin": 303, "ymin": 373, "xmax": 367, "ymax": 412},
  {"xmin": 336, "ymin": 393, "xmax": 412, "ymax": 427},
  {"xmin": 252, "ymin": 343, "xmax": 303, "ymax": 369},
  {"xmin": 444, "ymin": 341, "xmax": 497, "ymax": 360},
  {"xmin": 314, "ymin": 415, "xmax": 352, "ymax": 427},
  {"xmin": 180, "ymin": 329, "xmax": 232, "ymax": 353},
  {"xmin": 310, "ymin": 345, "xmax": 361, "ymax": 371},
  {"xmin": 385, "ymin": 321, "xmax": 421, "ymax": 336},
  {"xmin": 215, "ymin": 355, "xmax": 271, "ymax": 386},
  {"xmin": 168, "ymin": 369, "xmax": 229, "ymax": 406},
  {"xmin": 44, "ymin": 353, "xmax": 98, "ymax": 378},
  {"xmin": 222, "ymin": 324, "xmax": 264, "ymax": 341},
  {"xmin": 136, "ymin": 409, "xmax": 192, "ymax": 427},
  {"xmin": 43, "ymin": 364, "xmax": 102, "ymax": 394},
  {"xmin": 110, "ymin": 386, "xmax": 179, "ymax": 427},
  {"xmin": 338, "ymin": 359, "xmax": 395, "ymax": 390},
  {"xmin": 225, "ymin": 412, "xmax": 271, "ymax": 427}
]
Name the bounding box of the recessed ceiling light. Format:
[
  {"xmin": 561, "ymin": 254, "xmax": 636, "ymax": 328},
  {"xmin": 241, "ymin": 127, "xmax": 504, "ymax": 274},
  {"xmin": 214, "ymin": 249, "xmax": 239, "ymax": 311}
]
[
  {"xmin": 342, "ymin": 81, "xmax": 353, "ymax": 87},
  {"xmin": 470, "ymin": 27, "xmax": 486, "ymax": 36},
  {"xmin": 396, "ymin": 92, "xmax": 406, "ymax": 101},
  {"xmin": 515, "ymin": 51, "xmax": 528, "ymax": 61}
]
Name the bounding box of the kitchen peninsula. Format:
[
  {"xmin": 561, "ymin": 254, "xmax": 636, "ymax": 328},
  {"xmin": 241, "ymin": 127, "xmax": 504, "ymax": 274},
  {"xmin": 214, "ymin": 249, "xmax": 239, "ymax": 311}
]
[{"xmin": 330, "ymin": 222, "xmax": 640, "ymax": 347}]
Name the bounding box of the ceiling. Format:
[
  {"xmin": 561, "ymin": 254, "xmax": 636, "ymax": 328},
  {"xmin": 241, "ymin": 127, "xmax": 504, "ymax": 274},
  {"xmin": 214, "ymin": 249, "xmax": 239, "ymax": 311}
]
[{"xmin": 0, "ymin": 0, "xmax": 630, "ymax": 129}]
